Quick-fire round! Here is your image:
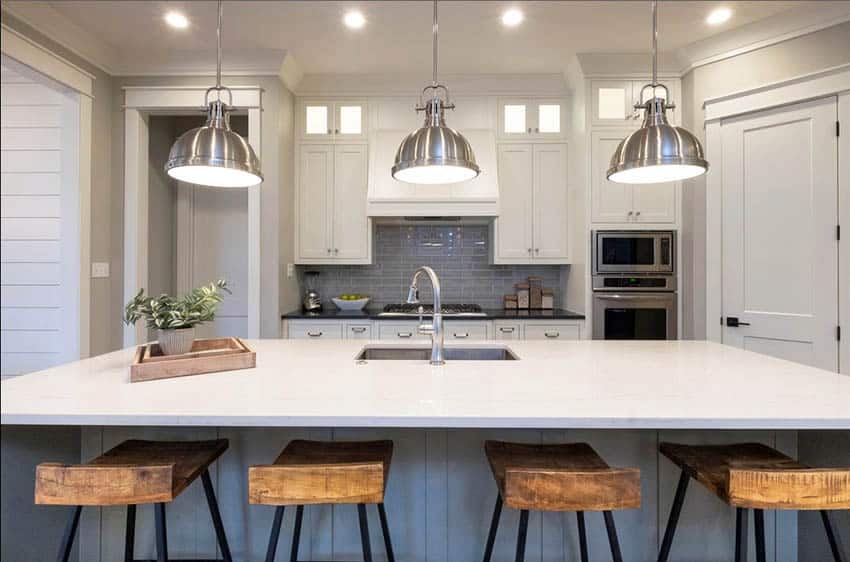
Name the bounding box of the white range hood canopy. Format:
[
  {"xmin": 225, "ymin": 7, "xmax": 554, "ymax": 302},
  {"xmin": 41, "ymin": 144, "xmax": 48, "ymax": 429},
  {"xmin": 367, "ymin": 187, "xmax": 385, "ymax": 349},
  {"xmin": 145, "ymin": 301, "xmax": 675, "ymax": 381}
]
[{"xmin": 368, "ymin": 129, "xmax": 499, "ymax": 217}]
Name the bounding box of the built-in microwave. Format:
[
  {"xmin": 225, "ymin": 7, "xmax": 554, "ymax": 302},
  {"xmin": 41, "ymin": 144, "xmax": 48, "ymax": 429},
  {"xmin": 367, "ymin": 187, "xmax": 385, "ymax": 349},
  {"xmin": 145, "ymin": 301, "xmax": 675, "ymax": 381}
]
[{"xmin": 593, "ymin": 230, "xmax": 675, "ymax": 274}]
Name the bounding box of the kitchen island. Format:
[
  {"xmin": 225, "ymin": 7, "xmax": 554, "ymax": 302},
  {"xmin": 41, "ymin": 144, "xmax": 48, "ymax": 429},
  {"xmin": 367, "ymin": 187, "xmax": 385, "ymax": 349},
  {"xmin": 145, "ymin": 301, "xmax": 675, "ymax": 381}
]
[{"xmin": 2, "ymin": 340, "xmax": 848, "ymax": 561}]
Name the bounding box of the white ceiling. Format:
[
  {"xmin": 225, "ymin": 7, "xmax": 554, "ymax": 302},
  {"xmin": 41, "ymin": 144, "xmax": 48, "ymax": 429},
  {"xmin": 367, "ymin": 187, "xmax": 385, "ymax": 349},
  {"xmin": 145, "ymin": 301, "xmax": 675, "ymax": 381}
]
[{"xmin": 4, "ymin": 1, "xmax": 850, "ymax": 77}]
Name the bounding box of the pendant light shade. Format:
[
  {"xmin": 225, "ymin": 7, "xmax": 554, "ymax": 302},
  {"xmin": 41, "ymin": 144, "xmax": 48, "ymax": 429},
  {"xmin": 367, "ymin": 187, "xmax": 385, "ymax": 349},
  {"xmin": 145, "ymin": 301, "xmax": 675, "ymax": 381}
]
[
  {"xmin": 164, "ymin": 1, "xmax": 262, "ymax": 188},
  {"xmin": 607, "ymin": 0, "xmax": 707, "ymax": 184},
  {"xmin": 392, "ymin": 0, "xmax": 479, "ymax": 185}
]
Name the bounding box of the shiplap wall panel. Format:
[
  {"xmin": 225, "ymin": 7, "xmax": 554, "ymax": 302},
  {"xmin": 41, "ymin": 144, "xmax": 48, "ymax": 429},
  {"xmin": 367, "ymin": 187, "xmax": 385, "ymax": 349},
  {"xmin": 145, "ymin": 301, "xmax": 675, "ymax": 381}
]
[
  {"xmin": 0, "ymin": 195, "xmax": 62, "ymax": 217},
  {"xmin": 0, "ymin": 240, "xmax": 61, "ymax": 262},
  {"xmin": 0, "ymin": 172, "xmax": 61, "ymax": 194},
  {"xmin": 1, "ymin": 65, "xmax": 69, "ymax": 377}
]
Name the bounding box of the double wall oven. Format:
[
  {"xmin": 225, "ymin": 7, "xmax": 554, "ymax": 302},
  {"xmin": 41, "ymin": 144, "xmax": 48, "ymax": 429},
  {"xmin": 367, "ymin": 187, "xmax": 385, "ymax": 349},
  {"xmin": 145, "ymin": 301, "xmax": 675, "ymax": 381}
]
[{"xmin": 592, "ymin": 230, "xmax": 677, "ymax": 340}]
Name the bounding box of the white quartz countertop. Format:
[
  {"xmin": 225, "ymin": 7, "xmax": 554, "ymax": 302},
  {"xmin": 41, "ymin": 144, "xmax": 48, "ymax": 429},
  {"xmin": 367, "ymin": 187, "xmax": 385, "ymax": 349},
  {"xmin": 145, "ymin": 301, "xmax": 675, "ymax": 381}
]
[{"xmin": 2, "ymin": 340, "xmax": 848, "ymax": 429}]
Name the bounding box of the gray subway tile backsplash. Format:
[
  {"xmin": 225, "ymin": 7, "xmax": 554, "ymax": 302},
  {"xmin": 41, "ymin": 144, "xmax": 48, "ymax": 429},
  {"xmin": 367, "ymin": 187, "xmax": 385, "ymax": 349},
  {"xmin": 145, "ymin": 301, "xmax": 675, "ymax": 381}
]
[{"xmin": 297, "ymin": 225, "xmax": 566, "ymax": 309}]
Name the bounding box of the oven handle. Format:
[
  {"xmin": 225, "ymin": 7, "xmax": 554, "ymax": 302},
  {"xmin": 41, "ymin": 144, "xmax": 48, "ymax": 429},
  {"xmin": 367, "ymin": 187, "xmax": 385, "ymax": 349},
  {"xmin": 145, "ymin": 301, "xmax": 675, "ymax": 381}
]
[{"xmin": 594, "ymin": 294, "xmax": 675, "ymax": 301}]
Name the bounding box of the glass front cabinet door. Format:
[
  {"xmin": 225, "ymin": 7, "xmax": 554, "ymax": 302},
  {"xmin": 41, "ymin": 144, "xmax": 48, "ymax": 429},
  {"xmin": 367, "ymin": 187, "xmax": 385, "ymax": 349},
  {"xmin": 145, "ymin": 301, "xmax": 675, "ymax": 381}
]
[
  {"xmin": 498, "ymin": 98, "xmax": 566, "ymax": 139},
  {"xmin": 298, "ymin": 100, "xmax": 368, "ymax": 141}
]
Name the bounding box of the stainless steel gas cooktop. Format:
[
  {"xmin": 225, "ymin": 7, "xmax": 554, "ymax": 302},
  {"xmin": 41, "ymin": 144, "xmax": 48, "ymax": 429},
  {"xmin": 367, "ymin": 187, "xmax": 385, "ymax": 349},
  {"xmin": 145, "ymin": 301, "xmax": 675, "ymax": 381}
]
[{"xmin": 378, "ymin": 304, "xmax": 487, "ymax": 317}]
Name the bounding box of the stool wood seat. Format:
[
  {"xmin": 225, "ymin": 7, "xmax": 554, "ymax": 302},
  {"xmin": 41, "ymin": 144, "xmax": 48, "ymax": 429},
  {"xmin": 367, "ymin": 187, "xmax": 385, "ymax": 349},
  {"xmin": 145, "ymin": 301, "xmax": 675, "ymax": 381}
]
[
  {"xmin": 658, "ymin": 442, "xmax": 849, "ymax": 562},
  {"xmin": 482, "ymin": 441, "xmax": 640, "ymax": 562},
  {"xmin": 36, "ymin": 439, "xmax": 232, "ymax": 562},
  {"xmin": 249, "ymin": 439, "xmax": 395, "ymax": 562}
]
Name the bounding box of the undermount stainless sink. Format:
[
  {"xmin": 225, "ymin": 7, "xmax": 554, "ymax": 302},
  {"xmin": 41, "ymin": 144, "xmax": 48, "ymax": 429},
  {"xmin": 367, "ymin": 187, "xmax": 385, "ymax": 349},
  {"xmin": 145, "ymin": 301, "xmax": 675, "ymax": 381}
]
[{"xmin": 355, "ymin": 345, "xmax": 518, "ymax": 362}]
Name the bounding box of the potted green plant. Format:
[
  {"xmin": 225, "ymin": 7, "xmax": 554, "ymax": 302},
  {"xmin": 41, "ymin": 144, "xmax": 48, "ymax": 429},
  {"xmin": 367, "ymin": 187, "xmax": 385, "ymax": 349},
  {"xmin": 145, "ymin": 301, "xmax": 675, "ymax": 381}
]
[{"xmin": 123, "ymin": 280, "xmax": 230, "ymax": 355}]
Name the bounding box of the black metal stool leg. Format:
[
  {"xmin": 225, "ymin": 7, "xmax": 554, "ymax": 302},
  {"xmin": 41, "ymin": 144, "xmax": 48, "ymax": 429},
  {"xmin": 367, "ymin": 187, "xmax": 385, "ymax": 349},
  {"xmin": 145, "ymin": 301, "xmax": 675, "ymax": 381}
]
[
  {"xmin": 821, "ymin": 510, "xmax": 845, "ymax": 562},
  {"xmin": 56, "ymin": 505, "xmax": 82, "ymax": 562},
  {"xmin": 576, "ymin": 511, "xmax": 589, "ymax": 562},
  {"xmin": 377, "ymin": 503, "xmax": 395, "ymax": 562},
  {"xmin": 603, "ymin": 511, "xmax": 623, "ymax": 562},
  {"xmin": 125, "ymin": 504, "xmax": 136, "ymax": 562},
  {"xmin": 735, "ymin": 508, "xmax": 748, "ymax": 562},
  {"xmin": 482, "ymin": 495, "xmax": 503, "ymax": 562},
  {"xmin": 155, "ymin": 502, "xmax": 168, "ymax": 562},
  {"xmin": 358, "ymin": 503, "xmax": 373, "ymax": 562},
  {"xmin": 754, "ymin": 509, "xmax": 766, "ymax": 562},
  {"xmin": 290, "ymin": 505, "xmax": 303, "ymax": 562},
  {"xmin": 201, "ymin": 470, "xmax": 232, "ymax": 562},
  {"xmin": 658, "ymin": 471, "xmax": 690, "ymax": 562},
  {"xmin": 265, "ymin": 506, "xmax": 285, "ymax": 562},
  {"xmin": 515, "ymin": 509, "xmax": 529, "ymax": 562}
]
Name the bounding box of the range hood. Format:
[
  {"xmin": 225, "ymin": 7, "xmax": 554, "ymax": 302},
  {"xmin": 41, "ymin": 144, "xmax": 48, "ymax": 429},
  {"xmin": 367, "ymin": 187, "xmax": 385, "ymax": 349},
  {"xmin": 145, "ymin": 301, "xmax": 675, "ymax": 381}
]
[{"xmin": 368, "ymin": 129, "xmax": 499, "ymax": 217}]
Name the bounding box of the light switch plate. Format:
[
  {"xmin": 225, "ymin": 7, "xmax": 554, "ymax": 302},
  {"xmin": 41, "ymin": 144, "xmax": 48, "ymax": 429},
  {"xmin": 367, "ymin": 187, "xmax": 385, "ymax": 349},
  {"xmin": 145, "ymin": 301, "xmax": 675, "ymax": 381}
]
[
  {"xmin": 286, "ymin": 263, "xmax": 295, "ymax": 278},
  {"xmin": 91, "ymin": 262, "xmax": 110, "ymax": 278}
]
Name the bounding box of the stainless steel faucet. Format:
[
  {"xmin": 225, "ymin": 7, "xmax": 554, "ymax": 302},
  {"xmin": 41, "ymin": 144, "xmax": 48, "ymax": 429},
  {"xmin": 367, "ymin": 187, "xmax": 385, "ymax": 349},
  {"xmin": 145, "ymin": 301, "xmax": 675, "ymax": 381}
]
[{"xmin": 406, "ymin": 266, "xmax": 444, "ymax": 365}]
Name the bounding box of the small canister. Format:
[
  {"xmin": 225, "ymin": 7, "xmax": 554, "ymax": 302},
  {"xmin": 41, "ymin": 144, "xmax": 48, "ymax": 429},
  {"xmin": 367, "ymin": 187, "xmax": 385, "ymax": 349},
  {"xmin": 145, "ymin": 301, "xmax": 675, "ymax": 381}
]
[
  {"xmin": 515, "ymin": 283, "xmax": 530, "ymax": 309},
  {"xmin": 503, "ymin": 294, "xmax": 518, "ymax": 310},
  {"xmin": 541, "ymin": 288, "xmax": 554, "ymax": 310}
]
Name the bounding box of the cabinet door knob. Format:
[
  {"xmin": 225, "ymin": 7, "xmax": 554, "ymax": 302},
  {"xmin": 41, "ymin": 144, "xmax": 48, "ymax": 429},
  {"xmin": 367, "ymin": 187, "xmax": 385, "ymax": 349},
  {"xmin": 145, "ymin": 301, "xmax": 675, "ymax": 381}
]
[
  {"xmin": 534, "ymin": 127, "xmax": 539, "ymax": 133},
  {"xmin": 635, "ymin": 211, "xmax": 641, "ymax": 216},
  {"xmin": 527, "ymin": 127, "xmax": 532, "ymax": 133},
  {"xmin": 327, "ymin": 129, "xmax": 332, "ymax": 134},
  {"xmin": 334, "ymin": 248, "xmax": 339, "ymax": 254},
  {"xmin": 335, "ymin": 128, "xmax": 340, "ymax": 134},
  {"xmin": 327, "ymin": 248, "xmax": 332, "ymax": 254},
  {"xmin": 527, "ymin": 248, "xmax": 533, "ymax": 255},
  {"xmin": 627, "ymin": 211, "xmax": 634, "ymax": 216},
  {"xmin": 535, "ymin": 248, "xmax": 539, "ymax": 254}
]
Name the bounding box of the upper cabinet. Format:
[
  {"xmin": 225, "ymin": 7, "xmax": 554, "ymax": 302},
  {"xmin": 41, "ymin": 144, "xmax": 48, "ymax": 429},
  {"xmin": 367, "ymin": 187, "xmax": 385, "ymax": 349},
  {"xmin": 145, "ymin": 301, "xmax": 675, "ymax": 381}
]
[
  {"xmin": 298, "ymin": 99, "xmax": 368, "ymax": 141},
  {"xmin": 590, "ymin": 79, "xmax": 680, "ymax": 128},
  {"xmin": 492, "ymin": 143, "xmax": 570, "ymax": 264},
  {"xmin": 591, "ymin": 130, "xmax": 677, "ymax": 224},
  {"xmin": 498, "ymin": 98, "xmax": 567, "ymax": 140}
]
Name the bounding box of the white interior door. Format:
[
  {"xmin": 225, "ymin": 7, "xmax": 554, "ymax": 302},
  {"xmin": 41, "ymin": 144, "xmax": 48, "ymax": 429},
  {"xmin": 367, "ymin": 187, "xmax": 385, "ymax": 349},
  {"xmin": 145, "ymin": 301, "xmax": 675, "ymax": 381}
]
[
  {"xmin": 840, "ymin": 93, "xmax": 850, "ymax": 374},
  {"xmin": 177, "ymin": 184, "xmax": 249, "ymax": 339},
  {"xmin": 532, "ymin": 143, "xmax": 569, "ymax": 259},
  {"xmin": 1, "ymin": 61, "xmax": 80, "ymax": 376},
  {"xmin": 721, "ymin": 96, "xmax": 838, "ymax": 371}
]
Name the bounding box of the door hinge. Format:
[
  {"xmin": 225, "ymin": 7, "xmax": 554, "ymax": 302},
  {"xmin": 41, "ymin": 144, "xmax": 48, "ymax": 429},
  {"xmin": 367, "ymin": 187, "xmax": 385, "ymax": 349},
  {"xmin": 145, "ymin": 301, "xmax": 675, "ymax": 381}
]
[
  {"xmin": 838, "ymin": 326, "xmax": 842, "ymax": 341},
  {"xmin": 838, "ymin": 224, "xmax": 841, "ymax": 241},
  {"xmin": 720, "ymin": 316, "xmax": 724, "ymax": 326},
  {"xmin": 837, "ymin": 121, "xmax": 841, "ymax": 137}
]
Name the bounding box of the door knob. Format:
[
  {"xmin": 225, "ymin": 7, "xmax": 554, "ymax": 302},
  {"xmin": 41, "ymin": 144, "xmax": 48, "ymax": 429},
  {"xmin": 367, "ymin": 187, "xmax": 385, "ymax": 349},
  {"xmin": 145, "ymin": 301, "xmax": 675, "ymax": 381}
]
[
  {"xmin": 726, "ymin": 317, "xmax": 750, "ymax": 327},
  {"xmin": 635, "ymin": 211, "xmax": 641, "ymax": 216}
]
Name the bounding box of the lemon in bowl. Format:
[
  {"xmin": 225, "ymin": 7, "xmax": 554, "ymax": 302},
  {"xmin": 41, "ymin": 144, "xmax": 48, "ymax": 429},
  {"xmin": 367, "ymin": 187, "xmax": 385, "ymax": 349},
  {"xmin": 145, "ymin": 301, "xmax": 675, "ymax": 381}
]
[{"xmin": 331, "ymin": 294, "xmax": 370, "ymax": 311}]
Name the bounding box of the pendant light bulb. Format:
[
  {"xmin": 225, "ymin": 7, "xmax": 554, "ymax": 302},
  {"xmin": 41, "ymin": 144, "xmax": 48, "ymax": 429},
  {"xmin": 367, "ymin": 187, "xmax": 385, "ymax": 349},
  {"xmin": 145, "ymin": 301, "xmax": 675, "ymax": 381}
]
[
  {"xmin": 392, "ymin": 0, "xmax": 479, "ymax": 185},
  {"xmin": 164, "ymin": 0, "xmax": 262, "ymax": 188},
  {"xmin": 607, "ymin": 0, "xmax": 707, "ymax": 185}
]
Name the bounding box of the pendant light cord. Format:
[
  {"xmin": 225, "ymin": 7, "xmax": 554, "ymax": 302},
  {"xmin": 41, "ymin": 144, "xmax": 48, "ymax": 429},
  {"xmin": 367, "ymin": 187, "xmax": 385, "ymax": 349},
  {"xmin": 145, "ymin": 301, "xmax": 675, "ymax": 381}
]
[
  {"xmin": 651, "ymin": 0, "xmax": 657, "ymax": 85},
  {"xmin": 432, "ymin": 0, "xmax": 438, "ymax": 87},
  {"xmin": 216, "ymin": 0, "xmax": 223, "ymax": 90}
]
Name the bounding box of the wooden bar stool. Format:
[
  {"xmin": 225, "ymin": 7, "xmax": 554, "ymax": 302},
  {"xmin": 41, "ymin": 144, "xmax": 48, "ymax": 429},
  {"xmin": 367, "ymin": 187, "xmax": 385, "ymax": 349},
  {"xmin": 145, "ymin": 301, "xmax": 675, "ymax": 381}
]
[
  {"xmin": 658, "ymin": 442, "xmax": 850, "ymax": 562},
  {"xmin": 249, "ymin": 439, "xmax": 396, "ymax": 562},
  {"xmin": 35, "ymin": 439, "xmax": 231, "ymax": 562},
  {"xmin": 482, "ymin": 441, "xmax": 641, "ymax": 562}
]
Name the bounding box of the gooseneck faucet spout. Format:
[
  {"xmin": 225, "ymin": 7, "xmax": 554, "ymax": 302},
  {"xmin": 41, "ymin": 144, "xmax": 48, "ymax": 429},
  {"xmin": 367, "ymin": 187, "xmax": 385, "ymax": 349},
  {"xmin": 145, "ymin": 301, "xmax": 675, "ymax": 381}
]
[{"xmin": 406, "ymin": 266, "xmax": 444, "ymax": 365}]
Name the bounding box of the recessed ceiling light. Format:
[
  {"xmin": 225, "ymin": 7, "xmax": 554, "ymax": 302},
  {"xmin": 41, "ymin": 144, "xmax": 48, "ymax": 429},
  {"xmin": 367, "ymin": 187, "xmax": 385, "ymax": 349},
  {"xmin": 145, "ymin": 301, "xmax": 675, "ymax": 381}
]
[
  {"xmin": 706, "ymin": 7, "xmax": 732, "ymax": 25},
  {"xmin": 164, "ymin": 11, "xmax": 189, "ymax": 29},
  {"xmin": 501, "ymin": 8, "xmax": 524, "ymax": 27},
  {"xmin": 344, "ymin": 10, "xmax": 366, "ymax": 29}
]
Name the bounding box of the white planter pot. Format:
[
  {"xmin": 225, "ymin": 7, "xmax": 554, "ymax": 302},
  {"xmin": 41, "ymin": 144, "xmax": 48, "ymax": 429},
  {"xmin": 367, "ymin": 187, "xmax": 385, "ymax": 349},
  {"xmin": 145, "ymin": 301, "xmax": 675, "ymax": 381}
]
[{"xmin": 157, "ymin": 327, "xmax": 195, "ymax": 356}]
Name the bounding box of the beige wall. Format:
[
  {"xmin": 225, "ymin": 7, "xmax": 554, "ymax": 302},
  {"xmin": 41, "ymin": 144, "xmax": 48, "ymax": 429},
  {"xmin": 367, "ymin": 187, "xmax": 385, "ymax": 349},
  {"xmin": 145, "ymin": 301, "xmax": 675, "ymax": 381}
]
[
  {"xmin": 681, "ymin": 21, "xmax": 850, "ymax": 339},
  {"xmin": 278, "ymin": 84, "xmax": 299, "ymax": 317},
  {"xmin": 1, "ymin": 11, "xmax": 118, "ymax": 355}
]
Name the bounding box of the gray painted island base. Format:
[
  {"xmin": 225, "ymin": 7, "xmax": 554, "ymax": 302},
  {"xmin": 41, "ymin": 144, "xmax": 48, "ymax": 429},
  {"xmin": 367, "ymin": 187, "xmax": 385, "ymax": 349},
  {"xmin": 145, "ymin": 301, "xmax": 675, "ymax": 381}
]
[{"xmin": 5, "ymin": 426, "xmax": 848, "ymax": 562}]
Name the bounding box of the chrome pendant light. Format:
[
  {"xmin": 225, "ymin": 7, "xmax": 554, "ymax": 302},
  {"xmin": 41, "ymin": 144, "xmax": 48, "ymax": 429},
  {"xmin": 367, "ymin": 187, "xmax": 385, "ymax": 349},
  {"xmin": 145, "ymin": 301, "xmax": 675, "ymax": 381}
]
[
  {"xmin": 607, "ymin": 0, "xmax": 708, "ymax": 184},
  {"xmin": 392, "ymin": 0, "xmax": 480, "ymax": 185},
  {"xmin": 165, "ymin": 0, "xmax": 262, "ymax": 188}
]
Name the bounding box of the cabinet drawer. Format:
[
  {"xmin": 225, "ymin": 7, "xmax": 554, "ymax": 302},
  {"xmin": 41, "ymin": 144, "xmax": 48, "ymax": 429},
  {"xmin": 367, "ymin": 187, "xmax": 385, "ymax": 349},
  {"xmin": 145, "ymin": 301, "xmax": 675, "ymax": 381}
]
[
  {"xmin": 377, "ymin": 321, "xmax": 428, "ymax": 340},
  {"xmin": 288, "ymin": 322, "xmax": 344, "ymax": 339},
  {"xmin": 345, "ymin": 323, "xmax": 372, "ymax": 339},
  {"xmin": 444, "ymin": 321, "xmax": 489, "ymax": 340},
  {"xmin": 524, "ymin": 323, "xmax": 581, "ymax": 340},
  {"xmin": 493, "ymin": 322, "xmax": 522, "ymax": 340}
]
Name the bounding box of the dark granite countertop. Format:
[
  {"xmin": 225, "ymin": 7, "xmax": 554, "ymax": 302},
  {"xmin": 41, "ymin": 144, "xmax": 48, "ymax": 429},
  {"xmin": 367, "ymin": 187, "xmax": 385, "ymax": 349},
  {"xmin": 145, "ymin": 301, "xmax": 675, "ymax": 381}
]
[{"xmin": 282, "ymin": 307, "xmax": 585, "ymax": 320}]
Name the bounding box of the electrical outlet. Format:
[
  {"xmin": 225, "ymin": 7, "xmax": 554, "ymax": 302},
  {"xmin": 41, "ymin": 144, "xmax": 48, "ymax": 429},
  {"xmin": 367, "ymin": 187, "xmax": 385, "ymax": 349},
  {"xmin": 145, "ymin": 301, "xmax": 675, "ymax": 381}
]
[
  {"xmin": 91, "ymin": 262, "xmax": 110, "ymax": 278},
  {"xmin": 286, "ymin": 263, "xmax": 295, "ymax": 278}
]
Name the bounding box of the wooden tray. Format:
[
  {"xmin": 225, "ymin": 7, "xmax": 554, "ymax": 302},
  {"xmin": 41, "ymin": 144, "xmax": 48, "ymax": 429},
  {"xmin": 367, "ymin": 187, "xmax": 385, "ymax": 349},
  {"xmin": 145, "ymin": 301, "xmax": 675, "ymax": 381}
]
[{"xmin": 130, "ymin": 337, "xmax": 255, "ymax": 383}]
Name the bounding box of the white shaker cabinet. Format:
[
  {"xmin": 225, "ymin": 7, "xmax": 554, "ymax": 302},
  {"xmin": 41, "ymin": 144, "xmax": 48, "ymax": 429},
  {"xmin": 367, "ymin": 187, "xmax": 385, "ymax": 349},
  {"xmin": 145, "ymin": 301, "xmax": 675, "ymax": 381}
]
[
  {"xmin": 590, "ymin": 80, "xmax": 680, "ymax": 128},
  {"xmin": 295, "ymin": 143, "xmax": 372, "ymax": 264},
  {"xmin": 591, "ymin": 130, "xmax": 677, "ymax": 224},
  {"xmin": 493, "ymin": 143, "xmax": 570, "ymax": 263},
  {"xmin": 498, "ymin": 98, "xmax": 567, "ymax": 140},
  {"xmin": 298, "ymin": 99, "xmax": 368, "ymax": 141}
]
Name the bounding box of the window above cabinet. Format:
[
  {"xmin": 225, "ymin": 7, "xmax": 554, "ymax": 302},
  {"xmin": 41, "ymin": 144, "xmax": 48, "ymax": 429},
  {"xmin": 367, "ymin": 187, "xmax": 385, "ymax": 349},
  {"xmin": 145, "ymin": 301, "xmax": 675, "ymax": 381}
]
[
  {"xmin": 498, "ymin": 98, "xmax": 567, "ymax": 140},
  {"xmin": 298, "ymin": 99, "xmax": 368, "ymax": 141}
]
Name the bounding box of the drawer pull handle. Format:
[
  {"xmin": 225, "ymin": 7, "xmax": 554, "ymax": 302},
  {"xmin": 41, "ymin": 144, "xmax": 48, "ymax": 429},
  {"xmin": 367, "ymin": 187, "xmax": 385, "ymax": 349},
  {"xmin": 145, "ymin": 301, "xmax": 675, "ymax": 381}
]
[
  {"xmin": 351, "ymin": 327, "xmax": 367, "ymax": 333},
  {"xmin": 397, "ymin": 332, "xmax": 413, "ymax": 338},
  {"xmin": 307, "ymin": 331, "xmax": 323, "ymax": 337},
  {"xmin": 544, "ymin": 331, "xmax": 560, "ymax": 338},
  {"xmin": 499, "ymin": 327, "xmax": 515, "ymax": 333},
  {"xmin": 454, "ymin": 333, "xmax": 469, "ymax": 338}
]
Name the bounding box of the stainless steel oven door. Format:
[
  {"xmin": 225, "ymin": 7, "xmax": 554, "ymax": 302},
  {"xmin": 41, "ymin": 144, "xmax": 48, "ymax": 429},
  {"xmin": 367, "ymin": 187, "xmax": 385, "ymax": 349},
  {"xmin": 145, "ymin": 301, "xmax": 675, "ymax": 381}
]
[
  {"xmin": 593, "ymin": 231, "xmax": 674, "ymax": 274},
  {"xmin": 592, "ymin": 292, "xmax": 678, "ymax": 340}
]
